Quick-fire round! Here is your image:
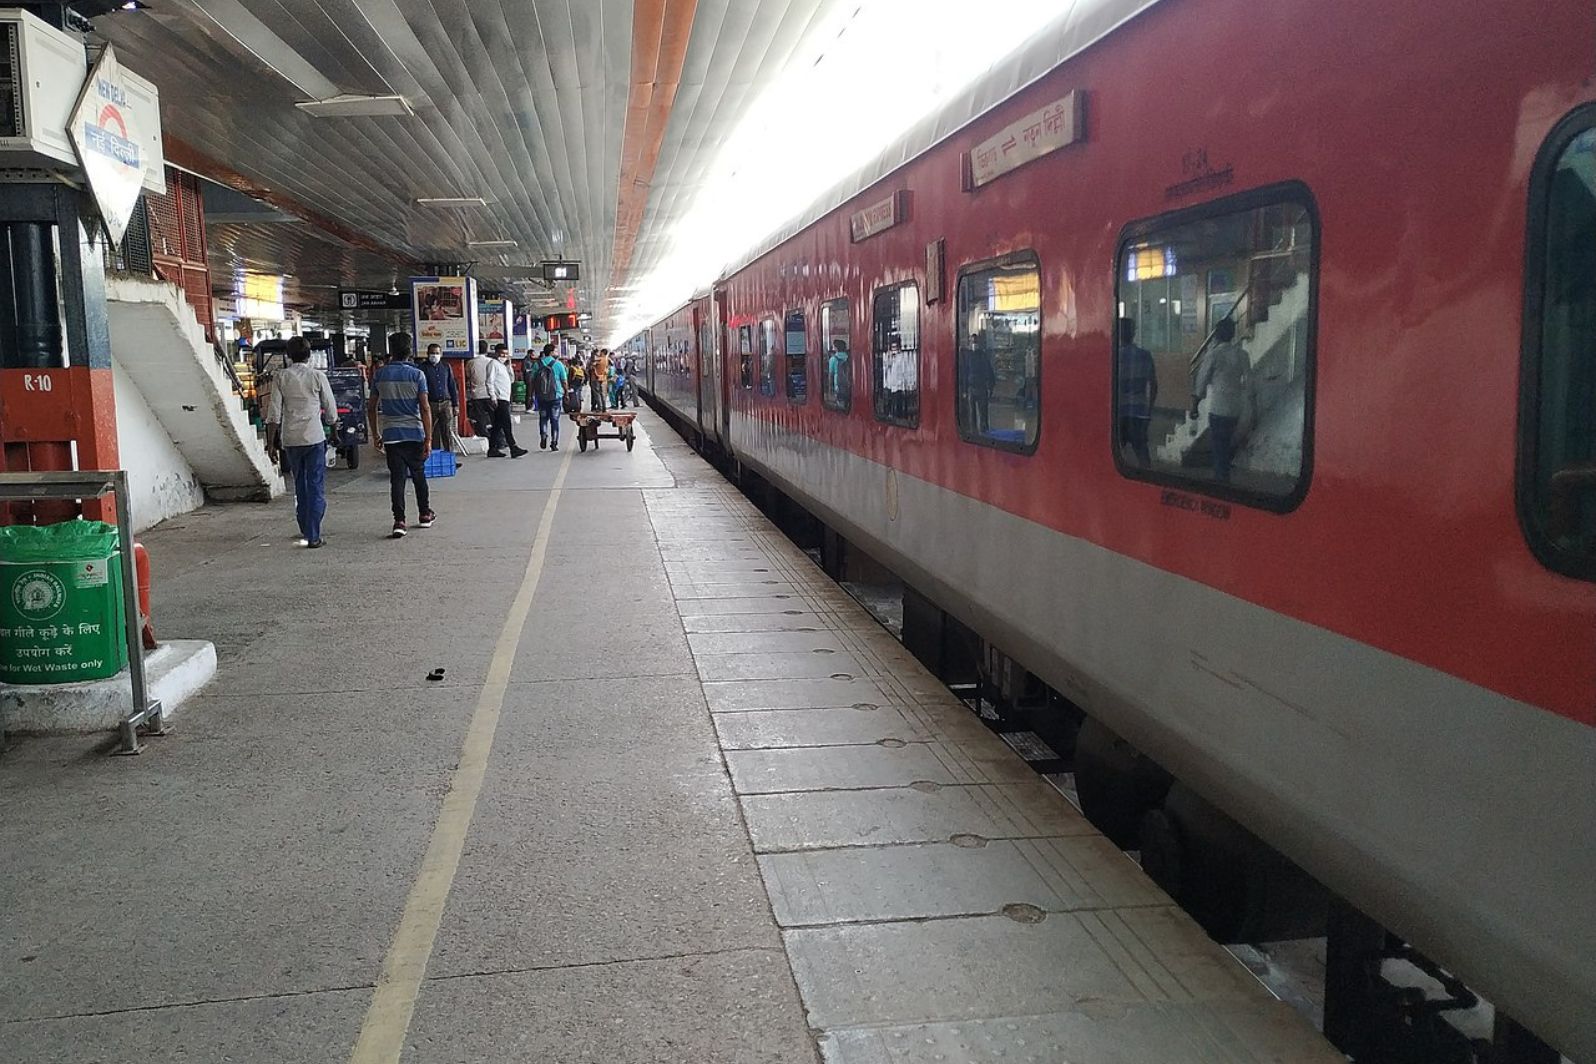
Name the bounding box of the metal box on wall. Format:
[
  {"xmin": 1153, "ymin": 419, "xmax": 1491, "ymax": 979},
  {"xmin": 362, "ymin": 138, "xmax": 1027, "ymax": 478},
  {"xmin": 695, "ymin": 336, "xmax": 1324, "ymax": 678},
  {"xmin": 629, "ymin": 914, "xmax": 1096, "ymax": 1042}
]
[{"xmin": 0, "ymin": 10, "xmax": 164, "ymax": 193}]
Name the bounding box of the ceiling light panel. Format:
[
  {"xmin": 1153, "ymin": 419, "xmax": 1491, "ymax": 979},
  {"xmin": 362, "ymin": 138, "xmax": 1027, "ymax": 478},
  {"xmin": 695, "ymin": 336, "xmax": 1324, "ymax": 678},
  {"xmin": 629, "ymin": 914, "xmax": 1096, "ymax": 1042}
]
[{"xmin": 295, "ymin": 94, "xmax": 414, "ymax": 118}]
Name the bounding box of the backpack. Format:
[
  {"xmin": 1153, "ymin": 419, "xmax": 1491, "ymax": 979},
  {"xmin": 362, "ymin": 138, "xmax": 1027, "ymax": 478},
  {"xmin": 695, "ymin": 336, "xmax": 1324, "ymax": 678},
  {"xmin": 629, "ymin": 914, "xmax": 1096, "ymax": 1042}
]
[
  {"xmin": 563, "ymin": 388, "xmax": 582, "ymax": 414},
  {"xmin": 532, "ymin": 359, "xmax": 557, "ymax": 406}
]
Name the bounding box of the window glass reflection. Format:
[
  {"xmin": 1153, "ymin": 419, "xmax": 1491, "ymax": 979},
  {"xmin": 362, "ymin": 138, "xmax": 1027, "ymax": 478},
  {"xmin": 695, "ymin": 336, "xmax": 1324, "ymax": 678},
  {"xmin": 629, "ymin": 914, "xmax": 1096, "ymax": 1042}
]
[
  {"xmin": 1527, "ymin": 123, "xmax": 1596, "ymax": 570},
  {"xmin": 956, "ymin": 255, "xmax": 1041, "ymax": 449},
  {"xmin": 873, "ymin": 283, "xmax": 920, "ymax": 427},
  {"xmin": 785, "ymin": 309, "xmax": 808, "ymax": 401},
  {"xmin": 1115, "ymin": 195, "xmax": 1315, "ymax": 501},
  {"xmin": 821, "ymin": 298, "xmax": 852, "ymax": 412}
]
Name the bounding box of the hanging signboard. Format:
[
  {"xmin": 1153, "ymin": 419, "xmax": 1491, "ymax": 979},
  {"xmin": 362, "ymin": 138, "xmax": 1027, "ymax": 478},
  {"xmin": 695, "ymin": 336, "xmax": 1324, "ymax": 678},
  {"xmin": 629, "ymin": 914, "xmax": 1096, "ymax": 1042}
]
[
  {"xmin": 67, "ymin": 44, "xmax": 162, "ymax": 245},
  {"xmin": 967, "ymin": 90, "xmax": 1086, "ymax": 190},
  {"xmin": 340, "ymin": 289, "xmax": 411, "ymax": 310},
  {"xmin": 411, "ymin": 276, "xmax": 477, "ymax": 357}
]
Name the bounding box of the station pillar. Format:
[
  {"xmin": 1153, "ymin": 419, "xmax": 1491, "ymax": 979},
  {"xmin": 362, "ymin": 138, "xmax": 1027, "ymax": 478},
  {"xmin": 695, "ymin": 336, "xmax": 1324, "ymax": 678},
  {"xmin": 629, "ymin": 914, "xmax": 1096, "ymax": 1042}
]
[{"xmin": 0, "ymin": 184, "xmax": 120, "ymax": 523}]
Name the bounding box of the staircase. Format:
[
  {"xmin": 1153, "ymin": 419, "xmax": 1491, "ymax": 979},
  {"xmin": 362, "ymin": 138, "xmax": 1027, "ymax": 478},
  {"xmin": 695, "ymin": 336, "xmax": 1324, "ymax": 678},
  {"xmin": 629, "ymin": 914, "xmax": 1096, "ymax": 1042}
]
[
  {"xmin": 1154, "ymin": 273, "xmax": 1310, "ymax": 471},
  {"xmin": 106, "ymin": 275, "xmax": 283, "ymax": 502}
]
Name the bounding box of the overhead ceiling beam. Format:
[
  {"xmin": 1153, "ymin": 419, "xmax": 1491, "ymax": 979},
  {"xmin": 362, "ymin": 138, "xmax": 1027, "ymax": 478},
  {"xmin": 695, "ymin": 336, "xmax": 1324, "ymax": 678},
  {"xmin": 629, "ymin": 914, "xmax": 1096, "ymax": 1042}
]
[
  {"xmin": 609, "ymin": 0, "xmax": 699, "ymax": 296},
  {"xmin": 162, "ymin": 134, "xmax": 413, "ymax": 270}
]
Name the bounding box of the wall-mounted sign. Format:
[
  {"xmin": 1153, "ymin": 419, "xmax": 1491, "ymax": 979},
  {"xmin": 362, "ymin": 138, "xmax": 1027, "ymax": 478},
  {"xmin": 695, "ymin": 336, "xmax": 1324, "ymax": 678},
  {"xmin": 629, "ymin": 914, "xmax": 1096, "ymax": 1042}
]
[
  {"xmin": 849, "ymin": 190, "xmax": 910, "ymax": 243},
  {"xmin": 967, "ymin": 89, "xmax": 1085, "ymax": 190},
  {"xmin": 339, "ymin": 289, "xmax": 410, "ymax": 310},
  {"xmin": 412, "ymin": 275, "xmax": 477, "ymax": 356},
  {"xmin": 67, "ymin": 44, "xmax": 159, "ymax": 245}
]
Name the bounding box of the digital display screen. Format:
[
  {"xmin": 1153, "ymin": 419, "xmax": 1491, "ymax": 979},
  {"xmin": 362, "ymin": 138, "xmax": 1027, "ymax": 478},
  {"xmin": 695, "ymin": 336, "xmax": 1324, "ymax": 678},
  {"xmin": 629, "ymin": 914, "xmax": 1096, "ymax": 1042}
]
[
  {"xmin": 541, "ymin": 261, "xmax": 581, "ymax": 282},
  {"xmin": 543, "ymin": 313, "xmax": 581, "ymax": 331}
]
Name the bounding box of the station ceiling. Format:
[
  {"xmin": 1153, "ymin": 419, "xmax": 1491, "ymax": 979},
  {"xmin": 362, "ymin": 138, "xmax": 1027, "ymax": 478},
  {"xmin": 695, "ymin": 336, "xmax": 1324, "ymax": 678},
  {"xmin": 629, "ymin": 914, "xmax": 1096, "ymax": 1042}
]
[{"xmin": 88, "ymin": 0, "xmax": 836, "ymax": 328}]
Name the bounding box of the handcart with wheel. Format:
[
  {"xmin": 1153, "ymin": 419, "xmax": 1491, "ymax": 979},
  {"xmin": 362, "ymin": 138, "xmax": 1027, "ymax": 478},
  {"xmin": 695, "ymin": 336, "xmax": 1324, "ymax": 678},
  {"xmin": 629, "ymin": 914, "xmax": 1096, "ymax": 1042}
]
[{"xmin": 569, "ymin": 410, "xmax": 637, "ymax": 452}]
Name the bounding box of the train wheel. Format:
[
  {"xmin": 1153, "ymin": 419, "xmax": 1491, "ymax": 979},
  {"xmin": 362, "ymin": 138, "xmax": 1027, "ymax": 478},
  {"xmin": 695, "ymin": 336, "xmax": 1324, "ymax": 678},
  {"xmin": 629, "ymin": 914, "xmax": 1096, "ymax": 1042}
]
[
  {"xmin": 626, "ymin": 428, "xmax": 635, "ymax": 451},
  {"xmin": 1073, "ymin": 717, "xmax": 1171, "ymax": 849},
  {"xmin": 1141, "ymin": 783, "xmax": 1327, "ymax": 943}
]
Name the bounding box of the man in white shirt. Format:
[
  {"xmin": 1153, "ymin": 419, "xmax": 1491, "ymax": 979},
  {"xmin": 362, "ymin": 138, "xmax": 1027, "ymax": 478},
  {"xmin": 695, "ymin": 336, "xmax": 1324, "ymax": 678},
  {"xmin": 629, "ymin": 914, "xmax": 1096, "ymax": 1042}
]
[
  {"xmin": 265, "ymin": 336, "xmax": 338, "ymax": 547},
  {"xmin": 1190, "ymin": 317, "xmax": 1252, "ymax": 483},
  {"xmin": 466, "ymin": 342, "xmax": 494, "ymax": 442},
  {"xmin": 485, "ymin": 344, "xmax": 527, "ymax": 458}
]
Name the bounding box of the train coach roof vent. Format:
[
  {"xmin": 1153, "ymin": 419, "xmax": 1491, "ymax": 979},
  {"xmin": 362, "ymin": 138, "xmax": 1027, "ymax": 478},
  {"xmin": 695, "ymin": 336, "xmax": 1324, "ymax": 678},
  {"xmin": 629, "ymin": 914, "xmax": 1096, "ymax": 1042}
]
[{"xmin": 295, "ymin": 94, "xmax": 413, "ymax": 118}]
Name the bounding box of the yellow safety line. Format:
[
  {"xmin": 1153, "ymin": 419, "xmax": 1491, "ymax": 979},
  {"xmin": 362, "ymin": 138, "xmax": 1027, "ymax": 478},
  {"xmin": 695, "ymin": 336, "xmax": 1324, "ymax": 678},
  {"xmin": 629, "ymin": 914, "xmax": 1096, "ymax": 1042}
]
[{"xmin": 349, "ymin": 448, "xmax": 574, "ymax": 1064}]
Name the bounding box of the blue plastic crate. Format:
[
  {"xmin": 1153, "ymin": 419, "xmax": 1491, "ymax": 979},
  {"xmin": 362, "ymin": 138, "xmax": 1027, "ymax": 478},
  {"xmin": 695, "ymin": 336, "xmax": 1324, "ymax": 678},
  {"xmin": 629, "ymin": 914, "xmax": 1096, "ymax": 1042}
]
[{"xmin": 423, "ymin": 450, "xmax": 457, "ymax": 478}]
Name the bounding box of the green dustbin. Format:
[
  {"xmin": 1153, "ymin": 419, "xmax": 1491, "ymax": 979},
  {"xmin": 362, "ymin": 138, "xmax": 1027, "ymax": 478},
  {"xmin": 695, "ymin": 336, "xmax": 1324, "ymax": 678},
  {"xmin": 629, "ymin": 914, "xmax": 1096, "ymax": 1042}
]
[
  {"xmin": 0, "ymin": 521, "xmax": 128, "ymax": 685},
  {"xmin": 512, "ymin": 379, "xmax": 527, "ymax": 406}
]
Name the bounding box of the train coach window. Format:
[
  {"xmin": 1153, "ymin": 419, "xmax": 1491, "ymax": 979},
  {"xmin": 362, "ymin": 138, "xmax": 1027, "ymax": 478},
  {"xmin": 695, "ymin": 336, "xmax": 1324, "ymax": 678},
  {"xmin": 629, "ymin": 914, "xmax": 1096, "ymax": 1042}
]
[
  {"xmin": 760, "ymin": 318, "xmax": 778, "ymax": 397},
  {"xmin": 873, "ymin": 283, "xmax": 921, "ymax": 427},
  {"xmin": 956, "ymin": 253, "xmax": 1041, "ymax": 451},
  {"xmin": 785, "ymin": 309, "xmax": 808, "ymax": 402},
  {"xmin": 738, "ymin": 325, "xmax": 753, "ymax": 389},
  {"xmin": 1114, "ymin": 184, "xmax": 1317, "ymax": 509},
  {"xmin": 821, "ymin": 298, "xmax": 852, "ymax": 412},
  {"xmin": 1522, "ymin": 111, "xmax": 1596, "ymax": 579}
]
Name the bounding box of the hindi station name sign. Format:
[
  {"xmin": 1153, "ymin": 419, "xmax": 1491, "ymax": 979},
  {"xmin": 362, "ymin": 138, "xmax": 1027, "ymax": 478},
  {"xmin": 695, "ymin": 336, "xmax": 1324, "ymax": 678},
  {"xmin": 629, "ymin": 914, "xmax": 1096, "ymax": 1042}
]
[
  {"xmin": 67, "ymin": 45, "xmax": 158, "ymax": 246},
  {"xmin": 849, "ymin": 190, "xmax": 910, "ymax": 243},
  {"xmin": 968, "ymin": 90, "xmax": 1086, "ymax": 189}
]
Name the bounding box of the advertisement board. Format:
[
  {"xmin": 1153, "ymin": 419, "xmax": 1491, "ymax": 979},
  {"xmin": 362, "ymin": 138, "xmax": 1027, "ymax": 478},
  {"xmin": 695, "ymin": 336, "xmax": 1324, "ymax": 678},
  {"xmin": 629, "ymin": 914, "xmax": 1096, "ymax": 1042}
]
[
  {"xmin": 479, "ymin": 297, "xmax": 512, "ymax": 354},
  {"xmin": 411, "ymin": 276, "xmax": 477, "ymax": 357}
]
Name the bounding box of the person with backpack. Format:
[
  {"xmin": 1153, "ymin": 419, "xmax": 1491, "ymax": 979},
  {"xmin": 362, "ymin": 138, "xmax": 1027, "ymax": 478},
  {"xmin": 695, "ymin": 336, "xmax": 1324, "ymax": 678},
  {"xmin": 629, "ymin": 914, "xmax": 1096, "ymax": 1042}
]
[{"xmin": 531, "ymin": 342, "xmax": 568, "ymax": 451}]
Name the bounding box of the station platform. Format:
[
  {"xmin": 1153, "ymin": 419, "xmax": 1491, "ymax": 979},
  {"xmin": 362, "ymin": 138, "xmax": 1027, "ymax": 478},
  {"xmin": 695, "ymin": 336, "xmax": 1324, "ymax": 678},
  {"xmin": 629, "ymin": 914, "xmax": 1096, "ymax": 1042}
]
[{"xmin": 0, "ymin": 413, "xmax": 1340, "ymax": 1063}]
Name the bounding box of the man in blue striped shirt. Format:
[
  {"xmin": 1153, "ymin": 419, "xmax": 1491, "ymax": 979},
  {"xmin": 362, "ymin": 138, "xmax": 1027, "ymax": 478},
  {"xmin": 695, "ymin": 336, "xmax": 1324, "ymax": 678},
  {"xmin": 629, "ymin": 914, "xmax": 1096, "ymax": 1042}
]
[{"xmin": 369, "ymin": 332, "xmax": 435, "ymax": 539}]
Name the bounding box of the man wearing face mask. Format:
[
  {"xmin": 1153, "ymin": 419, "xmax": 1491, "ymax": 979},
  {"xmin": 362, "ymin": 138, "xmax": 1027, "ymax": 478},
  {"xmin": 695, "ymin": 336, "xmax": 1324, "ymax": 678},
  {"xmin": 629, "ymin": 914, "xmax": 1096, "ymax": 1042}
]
[
  {"xmin": 485, "ymin": 344, "xmax": 527, "ymax": 458},
  {"xmin": 419, "ymin": 343, "xmax": 460, "ymax": 455}
]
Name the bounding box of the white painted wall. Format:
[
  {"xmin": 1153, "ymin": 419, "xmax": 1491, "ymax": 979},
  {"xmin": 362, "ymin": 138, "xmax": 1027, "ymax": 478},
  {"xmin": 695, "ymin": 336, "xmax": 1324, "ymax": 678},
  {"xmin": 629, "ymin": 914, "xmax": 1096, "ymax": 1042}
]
[
  {"xmin": 112, "ymin": 355, "xmax": 206, "ymax": 532},
  {"xmin": 106, "ymin": 276, "xmax": 282, "ymax": 503}
]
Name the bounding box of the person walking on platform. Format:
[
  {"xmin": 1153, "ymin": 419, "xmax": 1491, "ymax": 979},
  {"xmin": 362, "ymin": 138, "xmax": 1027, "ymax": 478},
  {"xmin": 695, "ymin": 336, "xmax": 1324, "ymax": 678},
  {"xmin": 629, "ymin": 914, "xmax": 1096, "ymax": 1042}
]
[
  {"xmin": 370, "ymin": 332, "xmax": 435, "ymax": 538},
  {"xmin": 530, "ymin": 342, "xmax": 568, "ymax": 451},
  {"xmin": 567, "ymin": 355, "xmax": 586, "ymax": 411},
  {"xmin": 465, "ymin": 341, "xmax": 494, "ymax": 443},
  {"xmin": 421, "ymin": 343, "xmax": 461, "ymax": 455},
  {"xmin": 589, "ymin": 347, "xmax": 610, "ymax": 412},
  {"xmin": 486, "ymin": 344, "xmax": 528, "ymax": 458},
  {"xmin": 1190, "ymin": 317, "xmax": 1251, "ymax": 483},
  {"xmin": 265, "ymin": 335, "xmax": 338, "ymax": 548}
]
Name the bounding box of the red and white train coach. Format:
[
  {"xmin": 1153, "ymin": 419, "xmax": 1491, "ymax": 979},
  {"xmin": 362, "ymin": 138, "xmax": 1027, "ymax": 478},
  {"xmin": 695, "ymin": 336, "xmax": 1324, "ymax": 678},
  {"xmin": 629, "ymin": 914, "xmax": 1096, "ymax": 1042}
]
[{"xmin": 635, "ymin": 0, "xmax": 1595, "ymax": 1056}]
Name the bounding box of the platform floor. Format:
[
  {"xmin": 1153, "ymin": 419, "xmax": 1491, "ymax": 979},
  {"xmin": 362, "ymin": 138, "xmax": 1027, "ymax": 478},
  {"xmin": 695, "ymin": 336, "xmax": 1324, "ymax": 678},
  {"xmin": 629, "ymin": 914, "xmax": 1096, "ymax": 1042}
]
[{"xmin": 0, "ymin": 413, "xmax": 1339, "ymax": 1063}]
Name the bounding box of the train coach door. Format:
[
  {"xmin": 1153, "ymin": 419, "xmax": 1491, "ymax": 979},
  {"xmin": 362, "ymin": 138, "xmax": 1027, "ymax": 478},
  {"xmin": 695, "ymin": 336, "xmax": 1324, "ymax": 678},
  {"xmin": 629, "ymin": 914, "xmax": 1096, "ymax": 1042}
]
[
  {"xmin": 693, "ymin": 301, "xmax": 714, "ymax": 439},
  {"xmin": 713, "ymin": 284, "xmax": 731, "ymax": 442}
]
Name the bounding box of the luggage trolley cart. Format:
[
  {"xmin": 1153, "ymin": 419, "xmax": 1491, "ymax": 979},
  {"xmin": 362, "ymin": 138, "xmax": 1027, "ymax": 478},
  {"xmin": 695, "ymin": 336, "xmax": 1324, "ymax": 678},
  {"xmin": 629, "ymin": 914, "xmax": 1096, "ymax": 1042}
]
[{"xmin": 569, "ymin": 410, "xmax": 636, "ymax": 452}]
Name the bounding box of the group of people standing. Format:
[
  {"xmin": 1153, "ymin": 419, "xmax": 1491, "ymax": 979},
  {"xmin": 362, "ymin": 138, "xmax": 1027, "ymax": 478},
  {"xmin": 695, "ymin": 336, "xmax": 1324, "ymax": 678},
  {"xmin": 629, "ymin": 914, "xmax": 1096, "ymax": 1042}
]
[{"xmin": 267, "ymin": 333, "xmax": 640, "ymax": 546}]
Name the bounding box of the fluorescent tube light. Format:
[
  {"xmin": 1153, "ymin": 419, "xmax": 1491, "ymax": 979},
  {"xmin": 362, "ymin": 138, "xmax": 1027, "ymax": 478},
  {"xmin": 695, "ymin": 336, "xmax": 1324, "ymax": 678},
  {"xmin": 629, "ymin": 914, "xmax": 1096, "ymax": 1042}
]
[{"xmin": 295, "ymin": 94, "xmax": 413, "ymax": 118}]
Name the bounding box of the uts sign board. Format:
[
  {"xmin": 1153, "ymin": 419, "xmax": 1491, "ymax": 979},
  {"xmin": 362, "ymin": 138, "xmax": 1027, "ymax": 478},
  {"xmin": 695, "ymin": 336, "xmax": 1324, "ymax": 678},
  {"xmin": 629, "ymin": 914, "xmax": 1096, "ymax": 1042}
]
[
  {"xmin": 339, "ymin": 289, "xmax": 411, "ymax": 310},
  {"xmin": 968, "ymin": 90, "xmax": 1086, "ymax": 189},
  {"xmin": 67, "ymin": 45, "xmax": 156, "ymax": 246}
]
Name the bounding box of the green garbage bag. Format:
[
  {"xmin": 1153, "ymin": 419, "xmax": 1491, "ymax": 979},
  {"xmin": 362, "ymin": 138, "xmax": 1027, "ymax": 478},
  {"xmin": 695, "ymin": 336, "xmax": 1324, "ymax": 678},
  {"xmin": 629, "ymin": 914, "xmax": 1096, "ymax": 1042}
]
[{"xmin": 0, "ymin": 521, "xmax": 128, "ymax": 684}]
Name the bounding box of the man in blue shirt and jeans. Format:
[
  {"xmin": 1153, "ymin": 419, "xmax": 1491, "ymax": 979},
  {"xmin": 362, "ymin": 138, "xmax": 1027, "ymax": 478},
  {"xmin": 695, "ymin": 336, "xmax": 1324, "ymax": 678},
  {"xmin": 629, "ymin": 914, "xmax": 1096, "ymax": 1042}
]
[
  {"xmin": 369, "ymin": 332, "xmax": 435, "ymax": 539},
  {"xmin": 530, "ymin": 342, "xmax": 568, "ymax": 451}
]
